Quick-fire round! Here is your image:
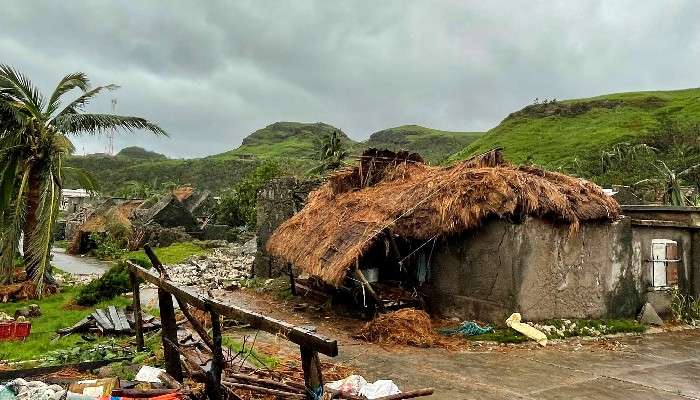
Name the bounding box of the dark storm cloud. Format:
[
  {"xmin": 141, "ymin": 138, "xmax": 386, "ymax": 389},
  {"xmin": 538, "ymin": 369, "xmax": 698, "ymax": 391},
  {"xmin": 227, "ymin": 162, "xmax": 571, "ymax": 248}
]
[{"xmin": 1, "ymin": 1, "xmax": 699, "ymax": 157}]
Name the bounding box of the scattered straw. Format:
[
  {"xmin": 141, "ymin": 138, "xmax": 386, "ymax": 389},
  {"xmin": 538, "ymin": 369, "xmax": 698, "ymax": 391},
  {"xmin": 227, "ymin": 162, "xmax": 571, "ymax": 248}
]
[{"xmin": 355, "ymin": 308, "xmax": 446, "ymax": 348}]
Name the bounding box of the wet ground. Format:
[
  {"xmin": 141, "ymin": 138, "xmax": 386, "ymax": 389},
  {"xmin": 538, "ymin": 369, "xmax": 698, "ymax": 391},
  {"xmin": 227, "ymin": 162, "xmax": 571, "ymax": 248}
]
[
  {"xmin": 212, "ymin": 288, "xmax": 700, "ymax": 400},
  {"xmin": 50, "ymin": 247, "xmax": 112, "ymax": 275}
]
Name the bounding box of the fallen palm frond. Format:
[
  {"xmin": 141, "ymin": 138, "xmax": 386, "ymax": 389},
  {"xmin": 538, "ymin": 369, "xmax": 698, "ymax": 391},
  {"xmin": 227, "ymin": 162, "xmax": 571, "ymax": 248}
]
[{"xmin": 267, "ymin": 148, "xmax": 620, "ymax": 287}]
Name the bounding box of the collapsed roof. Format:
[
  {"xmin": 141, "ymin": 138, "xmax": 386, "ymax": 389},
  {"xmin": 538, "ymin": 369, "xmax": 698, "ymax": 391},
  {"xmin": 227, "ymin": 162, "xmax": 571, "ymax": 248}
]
[{"xmin": 267, "ymin": 149, "xmax": 621, "ymax": 287}]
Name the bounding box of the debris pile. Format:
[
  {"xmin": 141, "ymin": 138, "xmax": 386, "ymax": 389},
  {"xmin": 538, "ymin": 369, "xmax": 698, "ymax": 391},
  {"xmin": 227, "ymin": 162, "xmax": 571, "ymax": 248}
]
[
  {"xmin": 57, "ymin": 306, "xmax": 160, "ymax": 336},
  {"xmin": 165, "ymin": 238, "xmax": 256, "ymax": 289},
  {"xmin": 355, "ymin": 308, "xmax": 443, "ymax": 348}
]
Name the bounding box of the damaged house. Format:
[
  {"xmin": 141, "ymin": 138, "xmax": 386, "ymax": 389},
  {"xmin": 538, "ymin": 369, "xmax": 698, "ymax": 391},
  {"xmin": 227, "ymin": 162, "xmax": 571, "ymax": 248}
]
[{"xmin": 267, "ymin": 149, "xmax": 697, "ymax": 322}]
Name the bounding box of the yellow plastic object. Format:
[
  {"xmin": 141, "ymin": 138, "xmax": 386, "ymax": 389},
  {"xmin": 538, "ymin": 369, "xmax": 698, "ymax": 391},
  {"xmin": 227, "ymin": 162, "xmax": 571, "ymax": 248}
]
[{"xmin": 505, "ymin": 313, "xmax": 548, "ymax": 346}]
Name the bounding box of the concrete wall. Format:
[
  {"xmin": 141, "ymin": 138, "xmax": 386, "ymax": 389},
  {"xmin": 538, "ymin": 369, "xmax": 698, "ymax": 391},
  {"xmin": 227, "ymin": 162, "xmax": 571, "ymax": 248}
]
[{"xmin": 427, "ymin": 217, "xmax": 640, "ymax": 322}]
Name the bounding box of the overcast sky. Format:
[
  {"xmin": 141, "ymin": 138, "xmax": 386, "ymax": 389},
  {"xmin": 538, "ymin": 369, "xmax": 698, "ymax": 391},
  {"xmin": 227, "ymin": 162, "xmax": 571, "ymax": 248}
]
[{"xmin": 2, "ymin": 1, "xmax": 699, "ymax": 158}]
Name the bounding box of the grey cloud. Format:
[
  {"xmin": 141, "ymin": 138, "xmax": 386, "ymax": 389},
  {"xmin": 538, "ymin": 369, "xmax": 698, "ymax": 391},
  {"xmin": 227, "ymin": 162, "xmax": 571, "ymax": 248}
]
[{"xmin": 1, "ymin": 1, "xmax": 699, "ymax": 157}]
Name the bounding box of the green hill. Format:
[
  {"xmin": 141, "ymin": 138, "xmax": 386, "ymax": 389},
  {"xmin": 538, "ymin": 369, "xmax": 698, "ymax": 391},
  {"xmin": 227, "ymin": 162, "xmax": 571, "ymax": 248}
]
[
  {"xmin": 214, "ymin": 121, "xmax": 358, "ymax": 160},
  {"xmin": 449, "ymin": 88, "xmax": 700, "ymax": 167},
  {"xmin": 65, "ymin": 150, "xmax": 259, "ymax": 194},
  {"xmin": 364, "ymin": 125, "xmax": 483, "ymax": 164}
]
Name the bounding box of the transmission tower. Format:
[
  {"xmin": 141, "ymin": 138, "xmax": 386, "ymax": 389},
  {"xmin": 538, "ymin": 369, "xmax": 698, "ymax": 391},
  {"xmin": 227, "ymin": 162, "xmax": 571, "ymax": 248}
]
[{"xmin": 106, "ymin": 98, "xmax": 117, "ymax": 155}]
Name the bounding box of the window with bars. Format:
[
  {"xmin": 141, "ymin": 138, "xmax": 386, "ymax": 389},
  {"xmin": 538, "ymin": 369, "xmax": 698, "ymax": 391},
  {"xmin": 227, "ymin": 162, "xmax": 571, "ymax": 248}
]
[{"xmin": 651, "ymin": 239, "xmax": 679, "ymax": 288}]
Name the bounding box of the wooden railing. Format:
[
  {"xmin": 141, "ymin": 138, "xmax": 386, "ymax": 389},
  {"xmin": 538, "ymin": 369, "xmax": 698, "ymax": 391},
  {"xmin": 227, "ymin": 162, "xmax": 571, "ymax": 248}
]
[{"xmin": 127, "ymin": 245, "xmax": 338, "ymax": 400}]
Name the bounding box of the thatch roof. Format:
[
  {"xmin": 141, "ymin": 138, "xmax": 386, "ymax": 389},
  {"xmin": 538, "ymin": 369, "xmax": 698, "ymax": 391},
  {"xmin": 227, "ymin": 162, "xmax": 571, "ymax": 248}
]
[
  {"xmin": 267, "ymin": 149, "xmax": 621, "ymax": 287},
  {"xmin": 80, "ymin": 200, "xmax": 143, "ymax": 233}
]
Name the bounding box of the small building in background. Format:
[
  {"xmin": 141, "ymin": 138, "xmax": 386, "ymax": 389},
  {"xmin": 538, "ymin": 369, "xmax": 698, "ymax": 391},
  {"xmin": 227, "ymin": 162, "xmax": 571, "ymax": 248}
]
[{"xmin": 60, "ymin": 188, "xmax": 91, "ymax": 213}]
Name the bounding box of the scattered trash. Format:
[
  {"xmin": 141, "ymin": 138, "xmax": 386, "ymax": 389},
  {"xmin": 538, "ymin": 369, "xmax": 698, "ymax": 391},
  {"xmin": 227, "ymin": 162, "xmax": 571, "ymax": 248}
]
[
  {"xmin": 505, "ymin": 313, "xmax": 547, "ymax": 346},
  {"xmin": 68, "ymin": 377, "xmax": 119, "ymax": 397},
  {"xmin": 638, "ymin": 302, "xmax": 664, "ymax": 326},
  {"xmin": 1, "ymin": 378, "xmax": 66, "ymax": 399},
  {"xmin": 325, "ymin": 375, "xmax": 400, "ymax": 399},
  {"xmin": 440, "ymin": 321, "xmax": 494, "ymax": 336},
  {"xmin": 135, "ymin": 365, "xmax": 166, "ymax": 383}
]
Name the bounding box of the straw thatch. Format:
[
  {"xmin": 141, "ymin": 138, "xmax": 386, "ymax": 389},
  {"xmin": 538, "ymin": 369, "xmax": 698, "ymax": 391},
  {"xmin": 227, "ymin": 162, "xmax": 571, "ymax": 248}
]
[
  {"xmin": 267, "ymin": 149, "xmax": 620, "ymax": 287},
  {"xmin": 355, "ymin": 308, "xmax": 442, "ymax": 347}
]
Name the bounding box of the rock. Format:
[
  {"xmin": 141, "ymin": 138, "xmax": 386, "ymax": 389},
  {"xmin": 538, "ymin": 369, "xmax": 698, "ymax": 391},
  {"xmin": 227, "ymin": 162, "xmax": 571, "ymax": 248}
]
[{"xmin": 638, "ymin": 302, "xmax": 664, "ymax": 326}]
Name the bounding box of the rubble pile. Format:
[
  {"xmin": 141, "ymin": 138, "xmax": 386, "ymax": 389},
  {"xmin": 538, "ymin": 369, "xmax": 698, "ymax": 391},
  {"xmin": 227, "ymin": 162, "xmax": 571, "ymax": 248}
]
[{"xmin": 165, "ymin": 237, "xmax": 256, "ymax": 289}]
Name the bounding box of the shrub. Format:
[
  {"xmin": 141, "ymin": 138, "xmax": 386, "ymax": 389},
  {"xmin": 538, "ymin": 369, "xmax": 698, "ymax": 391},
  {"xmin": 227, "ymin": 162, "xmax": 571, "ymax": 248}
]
[
  {"xmin": 75, "ymin": 261, "xmax": 132, "ymax": 306},
  {"xmin": 215, "ymin": 160, "xmax": 281, "ymax": 228},
  {"xmin": 670, "ymin": 287, "xmax": 700, "ymax": 323},
  {"xmin": 89, "ymin": 233, "xmax": 126, "ymax": 261}
]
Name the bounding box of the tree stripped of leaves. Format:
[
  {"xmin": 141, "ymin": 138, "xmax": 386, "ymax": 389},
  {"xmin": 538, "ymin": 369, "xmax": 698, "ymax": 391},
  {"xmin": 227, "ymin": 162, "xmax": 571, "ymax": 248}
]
[{"xmin": 0, "ymin": 65, "xmax": 165, "ymax": 295}]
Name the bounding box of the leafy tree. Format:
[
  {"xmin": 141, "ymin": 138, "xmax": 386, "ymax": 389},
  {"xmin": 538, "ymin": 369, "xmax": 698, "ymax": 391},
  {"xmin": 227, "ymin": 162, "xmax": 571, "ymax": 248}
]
[
  {"xmin": 0, "ymin": 65, "xmax": 165, "ymax": 292},
  {"xmin": 308, "ymin": 130, "xmax": 348, "ymax": 174},
  {"xmin": 637, "ymin": 161, "xmax": 700, "ymax": 206},
  {"xmin": 215, "ymin": 160, "xmax": 281, "ymax": 228}
]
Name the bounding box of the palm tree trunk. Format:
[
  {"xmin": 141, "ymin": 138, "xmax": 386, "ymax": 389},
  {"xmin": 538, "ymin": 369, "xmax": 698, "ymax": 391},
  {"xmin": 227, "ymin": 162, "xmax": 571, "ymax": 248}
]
[{"xmin": 22, "ymin": 167, "xmax": 55, "ymax": 284}]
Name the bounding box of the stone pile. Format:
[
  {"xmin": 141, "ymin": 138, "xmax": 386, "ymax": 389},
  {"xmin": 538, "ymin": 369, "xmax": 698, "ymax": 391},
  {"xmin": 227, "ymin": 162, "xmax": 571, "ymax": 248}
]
[{"xmin": 165, "ymin": 237, "xmax": 257, "ymax": 290}]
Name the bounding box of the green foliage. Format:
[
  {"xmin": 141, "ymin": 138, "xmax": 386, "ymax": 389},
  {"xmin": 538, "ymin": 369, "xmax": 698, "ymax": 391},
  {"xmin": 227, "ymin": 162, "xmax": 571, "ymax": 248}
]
[
  {"xmin": 466, "ymin": 319, "xmax": 645, "ymax": 343},
  {"xmin": 89, "ymin": 233, "xmax": 127, "ymax": 261},
  {"xmin": 366, "ymin": 125, "xmax": 483, "ymax": 164},
  {"xmin": 123, "ymin": 241, "xmax": 205, "ymax": 269},
  {"xmin": 215, "ymin": 160, "xmax": 282, "ymax": 227},
  {"xmin": 221, "ymin": 335, "xmax": 279, "ymax": 368},
  {"xmin": 308, "ymin": 130, "xmax": 349, "ymax": 174},
  {"xmin": 669, "ymin": 287, "xmax": 700, "ymax": 323},
  {"xmin": 117, "ymin": 146, "xmax": 167, "ymax": 160},
  {"xmin": 0, "ymin": 287, "xmax": 130, "ymax": 362},
  {"xmin": 75, "ymin": 261, "xmax": 132, "ymax": 306},
  {"xmin": 468, "ymin": 328, "xmax": 529, "ymax": 343},
  {"xmin": 38, "ymin": 339, "xmax": 137, "ymax": 366}
]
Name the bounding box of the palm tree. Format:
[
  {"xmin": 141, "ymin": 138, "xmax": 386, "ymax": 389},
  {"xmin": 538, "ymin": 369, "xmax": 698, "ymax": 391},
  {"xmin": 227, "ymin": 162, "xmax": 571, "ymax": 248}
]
[
  {"xmin": 636, "ymin": 160, "xmax": 700, "ymax": 206},
  {"xmin": 0, "ymin": 65, "xmax": 165, "ymax": 293},
  {"xmin": 309, "ymin": 130, "xmax": 348, "ymax": 174}
]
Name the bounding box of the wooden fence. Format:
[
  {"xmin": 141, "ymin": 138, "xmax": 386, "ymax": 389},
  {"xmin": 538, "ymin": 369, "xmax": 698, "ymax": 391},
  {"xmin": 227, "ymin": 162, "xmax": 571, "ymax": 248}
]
[{"xmin": 126, "ymin": 245, "xmax": 338, "ymax": 399}]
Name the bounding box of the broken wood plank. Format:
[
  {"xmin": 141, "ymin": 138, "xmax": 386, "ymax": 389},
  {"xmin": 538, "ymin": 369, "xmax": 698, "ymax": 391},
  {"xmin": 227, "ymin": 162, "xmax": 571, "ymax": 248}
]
[
  {"xmin": 222, "ymin": 382, "xmax": 305, "ymax": 399},
  {"xmin": 56, "ymin": 315, "xmax": 91, "ymax": 335},
  {"xmin": 116, "ymin": 307, "xmax": 131, "ymax": 332},
  {"xmin": 224, "ymin": 375, "xmax": 304, "ymax": 394},
  {"xmin": 373, "ymin": 388, "xmax": 435, "ymax": 400},
  {"xmin": 108, "ymin": 306, "xmax": 128, "ymax": 332},
  {"xmin": 92, "ymin": 309, "xmax": 114, "ymax": 331},
  {"xmin": 126, "ymin": 261, "xmax": 338, "ymax": 357}
]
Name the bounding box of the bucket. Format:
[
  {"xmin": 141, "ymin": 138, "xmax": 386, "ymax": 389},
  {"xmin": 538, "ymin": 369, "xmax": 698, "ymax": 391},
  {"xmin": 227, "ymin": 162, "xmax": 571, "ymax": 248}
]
[{"xmin": 360, "ymin": 268, "xmax": 379, "ymax": 283}]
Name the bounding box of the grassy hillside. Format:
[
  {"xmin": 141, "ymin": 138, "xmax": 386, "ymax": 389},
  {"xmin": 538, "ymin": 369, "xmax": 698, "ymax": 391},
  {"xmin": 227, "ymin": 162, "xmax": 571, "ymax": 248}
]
[
  {"xmin": 65, "ymin": 148, "xmax": 259, "ymax": 194},
  {"xmin": 214, "ymin": 121, "xmax": 358, "ymax": 160},
  {"xmin": 450, "ymin": 88, "xmax": 700, "ymax": 167},
  {"xmin": 364, "ymin": 125, "xmax": 483, "ymax": 164}
]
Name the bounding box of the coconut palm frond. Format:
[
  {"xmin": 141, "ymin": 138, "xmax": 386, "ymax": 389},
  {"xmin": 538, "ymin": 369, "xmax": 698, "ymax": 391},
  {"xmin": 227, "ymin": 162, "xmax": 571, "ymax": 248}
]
[
  {"xmin": 46, "ymin": 72, "xmax": 90, "ymax": 116},
  {"xmin": 49, "ymin": 84, "xmax": 119, "ymax": 123},
  {"xmin": 25, "ymin": 172, "xmax": 60, "ymax": 292},
  {"xmin": 679, "ymin": 163, "xmax": 700, "ymax": 178},
  {"xmin": 54, "ymin": 113, "xmax": 167, "ymax": 136},
  {"xmin": 62, "ymin": 166, "xmax": 100, "ymax": 194},
  {"xmin": 0, "ymin": 64, "xmax": 44, "ymax": 117}
]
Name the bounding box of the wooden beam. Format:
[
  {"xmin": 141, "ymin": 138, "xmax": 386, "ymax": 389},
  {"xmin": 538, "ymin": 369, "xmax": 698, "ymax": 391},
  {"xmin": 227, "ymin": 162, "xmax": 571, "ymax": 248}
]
[
  {"xmin": 130, "ymin": 270, "xmax": 144, "ymax": 350},
  {"xmin": 206, "ymin": 309, "xmax": 224, "ymax": 400},
  {"xmin": 126, "ymin": 261, "xmax": 338, "ymax": 357},
  {"xmin": 158, "ymin": 287, "xmax": 183, "ymax": 382},
  {"xmin": 300, "ymin": 345, "xmax": 323, "ymax": 400}
]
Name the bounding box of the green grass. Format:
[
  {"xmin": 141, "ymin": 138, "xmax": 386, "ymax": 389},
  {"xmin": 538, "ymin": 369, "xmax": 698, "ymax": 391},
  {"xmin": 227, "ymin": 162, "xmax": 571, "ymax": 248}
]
[
  {"xmin": 53, "ymin": 240, "xmax": 68, "ymax": 249},
  {"xmin": 0, "ymin": 287, "xmax": 131, "ymax": 362},
  {"xmin": 365, "ymin": 125, "xmax": 483, "ymax": 164},
  {"xmin": 449, "ymin": 87, "xmax": 700, "ymax": 168},
  {"xmin": 222, "ymin": 335, "xmax": 279, "ymax": 368},
  {"xmin": 123, "ymin": 241, "xmax": 206, "ymax": 268},
  {"xmin": 463, "ymin": 319, "xmax": 645, "ymax": 344}
]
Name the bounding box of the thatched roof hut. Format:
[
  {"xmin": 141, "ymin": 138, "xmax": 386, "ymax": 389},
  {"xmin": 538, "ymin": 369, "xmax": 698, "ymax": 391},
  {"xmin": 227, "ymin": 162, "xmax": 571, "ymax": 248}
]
[{"xmin": 267, "ymin": 149, "xmax": 620, "ymax": 287}]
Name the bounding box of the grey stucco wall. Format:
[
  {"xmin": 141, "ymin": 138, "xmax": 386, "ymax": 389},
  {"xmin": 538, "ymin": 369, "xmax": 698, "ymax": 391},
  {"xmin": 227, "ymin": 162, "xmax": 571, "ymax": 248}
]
[
  {"xmin": 427, "ymin": 217, "xmax": 640, "ymax": 323},
  {"xmin": 254, "ymin": 177, "xmax": 320, "ymax": 278}
]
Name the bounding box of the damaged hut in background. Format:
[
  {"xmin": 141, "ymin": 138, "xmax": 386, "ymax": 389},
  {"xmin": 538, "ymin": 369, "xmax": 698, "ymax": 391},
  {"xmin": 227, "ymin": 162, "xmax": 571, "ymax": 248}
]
[{"xmin": 265, "ymin": 148, "xmax": 659, "ymax": 322}]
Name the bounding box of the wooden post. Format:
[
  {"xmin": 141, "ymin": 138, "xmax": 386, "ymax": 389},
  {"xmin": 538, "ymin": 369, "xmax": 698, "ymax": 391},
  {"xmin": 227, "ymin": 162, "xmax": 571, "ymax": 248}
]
[
  {"xmin": 158, "ymin": 288, "xmax": 183, "ymax": 382},
  {"xmin": 288, "ymin": 263, "xmax": 297, "ymax": 296},
  {"xmin": 130, "ymin": 271, "xmax": 144, "ymax": 351},
  {"xmin": 206, "ymin": 309, "xmax": 224, "ymax": 400},
  {"xmin": 300, "ymin": 345, "xmax": 323, "ymax": 400}
]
